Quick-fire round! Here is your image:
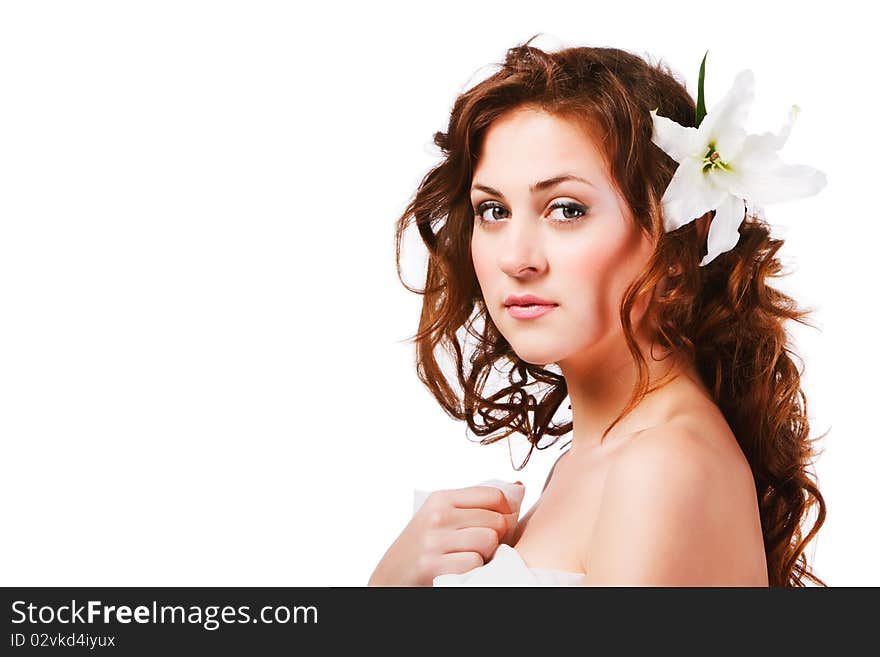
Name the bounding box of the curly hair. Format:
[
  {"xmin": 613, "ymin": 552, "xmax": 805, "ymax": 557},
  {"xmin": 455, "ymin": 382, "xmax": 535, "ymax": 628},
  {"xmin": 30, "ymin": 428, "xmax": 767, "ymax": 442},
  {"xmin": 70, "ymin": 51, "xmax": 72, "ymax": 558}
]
[{"xmin": 393, "ymin": 34, "xmax": 827, "ymax": 587}]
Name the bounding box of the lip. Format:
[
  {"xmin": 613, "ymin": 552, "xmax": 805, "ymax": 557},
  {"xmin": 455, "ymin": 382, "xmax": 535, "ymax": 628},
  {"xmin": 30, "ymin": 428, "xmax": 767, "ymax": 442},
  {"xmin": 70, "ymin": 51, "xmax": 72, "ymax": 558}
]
[
  {"xmin": 504, "ymin": 293, "xmax": 557, "ymax": 307},
  {"xmin": 506, "ymin": 304, "xmax": 558, "ymax": 320}
]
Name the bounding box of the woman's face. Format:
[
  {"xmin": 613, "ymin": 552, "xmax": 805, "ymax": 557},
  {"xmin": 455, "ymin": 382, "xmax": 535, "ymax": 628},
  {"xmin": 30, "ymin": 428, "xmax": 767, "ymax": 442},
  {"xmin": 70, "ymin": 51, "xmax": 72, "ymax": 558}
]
[{"xmin": 470, "ymin": 107, "xmax": 656, "ymax": 369}]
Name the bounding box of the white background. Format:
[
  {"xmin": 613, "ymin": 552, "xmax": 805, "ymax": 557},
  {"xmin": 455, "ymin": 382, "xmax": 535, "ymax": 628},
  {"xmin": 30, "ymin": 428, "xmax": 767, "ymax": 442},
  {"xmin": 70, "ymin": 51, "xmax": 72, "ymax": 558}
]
[{"xmin": 0, "ymin": 1, "xmax": 874, "ymax": 586}]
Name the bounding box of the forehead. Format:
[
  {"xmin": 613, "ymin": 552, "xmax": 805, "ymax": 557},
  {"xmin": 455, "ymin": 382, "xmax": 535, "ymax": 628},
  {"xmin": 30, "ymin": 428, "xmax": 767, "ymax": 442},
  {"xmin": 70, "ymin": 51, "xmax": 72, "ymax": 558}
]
[{"xmin": 473, "ymin": 107, "xmax": 609, "ymax": 183}]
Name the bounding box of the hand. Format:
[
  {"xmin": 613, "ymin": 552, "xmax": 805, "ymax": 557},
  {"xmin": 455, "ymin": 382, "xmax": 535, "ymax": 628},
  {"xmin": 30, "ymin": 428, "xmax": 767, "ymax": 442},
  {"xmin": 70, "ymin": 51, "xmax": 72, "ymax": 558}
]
[{"xmin": 368, "ymin": 483, "xmax": 525, "ymax": 586}]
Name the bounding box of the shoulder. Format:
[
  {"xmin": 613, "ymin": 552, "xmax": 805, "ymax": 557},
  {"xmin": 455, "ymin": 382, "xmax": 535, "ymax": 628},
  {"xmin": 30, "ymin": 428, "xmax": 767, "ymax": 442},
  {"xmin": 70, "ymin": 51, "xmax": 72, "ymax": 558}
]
[
  {"xmin": 582, "ymin": 423, "xmax": 737, "ymax": 585},
  {"xmin": 609, "ymin": 423, "xmax": 725, "ymax": 495},
  {"xmin": 601, "ymin": 424, "xmax": 726, "ymax": 542}
]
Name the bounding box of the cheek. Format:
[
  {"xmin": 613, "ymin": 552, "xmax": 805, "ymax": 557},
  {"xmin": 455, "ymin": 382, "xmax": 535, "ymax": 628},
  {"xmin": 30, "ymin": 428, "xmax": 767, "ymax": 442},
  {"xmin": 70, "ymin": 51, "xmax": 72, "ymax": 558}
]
[
  {"xmin": 470, "ymin": 237, "xmax": 482, "ymax": 274},
  {"xmin": 470, "ymin": 237, "xmax": 493, "ymax": 291},
  {"xmin": 558, "ymin": 224, "xmax": 651, "ymax": 326}
]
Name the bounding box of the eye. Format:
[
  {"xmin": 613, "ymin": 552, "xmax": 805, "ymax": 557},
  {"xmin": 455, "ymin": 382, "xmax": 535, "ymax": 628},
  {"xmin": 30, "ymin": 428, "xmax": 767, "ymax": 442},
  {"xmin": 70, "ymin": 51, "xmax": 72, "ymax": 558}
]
[
  {"xmin": 473, "ymin": 201, "xmax": 509, "ymax": 224},
  {"xmin": 472, "ymin": 200, "xmax": 589, "ymax": 225},
  {"xmin": 548, "ymin": 200, "xmax": 588, "ymax": 223}
]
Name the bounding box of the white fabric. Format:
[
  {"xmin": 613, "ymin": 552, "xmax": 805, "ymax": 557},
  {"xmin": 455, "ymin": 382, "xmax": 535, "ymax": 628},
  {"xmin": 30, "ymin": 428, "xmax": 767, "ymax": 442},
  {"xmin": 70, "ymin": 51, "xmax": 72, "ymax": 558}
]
[{"xmin": 412, "ymin": 480, "xmax": 586, "ymax": 587}]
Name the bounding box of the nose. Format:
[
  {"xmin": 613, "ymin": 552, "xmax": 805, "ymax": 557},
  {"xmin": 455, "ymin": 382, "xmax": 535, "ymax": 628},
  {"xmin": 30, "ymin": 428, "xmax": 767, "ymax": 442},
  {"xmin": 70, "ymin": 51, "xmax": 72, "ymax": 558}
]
[{"xmin": 498, "ymin": 217, "xmax": 548, "ymax": 279}]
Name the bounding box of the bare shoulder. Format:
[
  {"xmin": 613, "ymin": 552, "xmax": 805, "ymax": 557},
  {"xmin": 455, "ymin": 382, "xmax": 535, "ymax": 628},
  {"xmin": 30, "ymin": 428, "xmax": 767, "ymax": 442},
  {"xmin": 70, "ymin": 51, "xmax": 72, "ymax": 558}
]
[
  {"xmin": 608, "ymin": 420, "xmax": 747, "ymax": 494},
  {"xmin": 580, "ymin": 421, "xmax": 767, "ymax": 586},
  {"xmin": 599, "ymin": 424, "xmax": 731, "ymax": 541}
]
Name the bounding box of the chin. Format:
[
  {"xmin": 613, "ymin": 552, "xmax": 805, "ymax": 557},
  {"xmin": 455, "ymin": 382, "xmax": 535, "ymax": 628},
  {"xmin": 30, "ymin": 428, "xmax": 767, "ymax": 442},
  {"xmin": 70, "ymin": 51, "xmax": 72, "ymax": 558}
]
[{"xmin": 508, "ymin": 343, "xmax": 563, "ymax": 367}]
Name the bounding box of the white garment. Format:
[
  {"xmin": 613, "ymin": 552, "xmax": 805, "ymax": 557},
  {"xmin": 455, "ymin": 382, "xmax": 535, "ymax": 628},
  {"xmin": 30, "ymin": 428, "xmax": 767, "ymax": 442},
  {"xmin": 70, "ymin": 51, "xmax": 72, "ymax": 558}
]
[{"xmin": 412, "ymin": 480, "xmax": 586, "ymax": 587}]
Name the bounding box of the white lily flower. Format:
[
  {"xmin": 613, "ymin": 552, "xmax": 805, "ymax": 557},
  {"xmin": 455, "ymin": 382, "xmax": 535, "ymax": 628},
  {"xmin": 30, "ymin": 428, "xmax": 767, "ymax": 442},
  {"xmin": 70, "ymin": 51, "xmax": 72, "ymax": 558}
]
[{"xmin": 650, "ymin": 69, "xmax": 827, "ymax": 266}]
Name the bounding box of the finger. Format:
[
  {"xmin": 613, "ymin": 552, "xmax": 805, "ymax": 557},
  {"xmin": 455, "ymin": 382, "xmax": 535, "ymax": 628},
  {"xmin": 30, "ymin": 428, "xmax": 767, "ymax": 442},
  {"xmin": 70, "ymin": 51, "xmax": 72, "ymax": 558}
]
[
  {"xmin": 437, "ymin": 526, "xmax": 500, "ymax": 562},
  {"xmin": 434, "ymin": 551, "xmax": 484, "ymax": 576},
  {"xmin": 447, "ymin": 507, "xmax": 511, "ymax": 541},
  {"xmin": 446, "ymin": 485, "xmax": 514, "ymax": 515}
]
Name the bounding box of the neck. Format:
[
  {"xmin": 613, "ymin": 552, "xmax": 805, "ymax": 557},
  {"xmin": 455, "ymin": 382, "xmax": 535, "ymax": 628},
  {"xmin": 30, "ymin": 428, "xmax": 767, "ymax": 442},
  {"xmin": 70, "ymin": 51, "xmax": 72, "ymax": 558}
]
[{"xmin": 557, "ymin": 327, "xmax": 700, "ymax": 455}]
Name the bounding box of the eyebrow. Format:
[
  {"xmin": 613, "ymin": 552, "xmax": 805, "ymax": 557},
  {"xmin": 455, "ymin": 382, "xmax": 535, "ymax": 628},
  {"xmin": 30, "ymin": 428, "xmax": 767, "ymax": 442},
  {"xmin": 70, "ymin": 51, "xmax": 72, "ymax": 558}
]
[{"xmin": 470, "ymin": 174, "xmax": 595, "ymax": 198}]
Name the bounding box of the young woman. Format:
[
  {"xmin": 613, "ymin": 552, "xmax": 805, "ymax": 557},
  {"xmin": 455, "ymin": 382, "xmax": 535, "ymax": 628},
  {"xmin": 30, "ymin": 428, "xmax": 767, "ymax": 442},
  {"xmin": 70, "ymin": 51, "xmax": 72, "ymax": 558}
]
[{"xmin": 370, "ymin": 36, "xmax": 827, "ymax": 587}]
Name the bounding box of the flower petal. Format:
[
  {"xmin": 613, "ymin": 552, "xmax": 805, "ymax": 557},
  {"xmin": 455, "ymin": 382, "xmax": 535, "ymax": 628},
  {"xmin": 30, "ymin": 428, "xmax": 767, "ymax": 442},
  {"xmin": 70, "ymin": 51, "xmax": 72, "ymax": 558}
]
[
  {"xmin": 650, "ymin": 109, "xmax": 701, "ymax": 162},
  {"xmin": 696, "ymin": 69, "xmax": 755, "ymax": 155},
  {"xmin": 716, "ymin": 146, "xmax": 827, "ymax": 206},
  {"xmin": 748, "ymin": 104, "xmax": 801, "ymax": 154},
  {"xmin": 715, "ymin": 101, "xmax": 826, "ymax": 205},
  {"xmin": 745, "ymin": 197, "xmax": 766, "ymax": 223},
  {"xmin": 661, "ymin": 157, "xmax": 726, "ymax": 232},
  {"xmin": 714, "ymin": 125, "xmax": 747, "ymax": 161},
  {"xmin": 700, "ymin": 194, "xmax": 746, "ymax": 266}
]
